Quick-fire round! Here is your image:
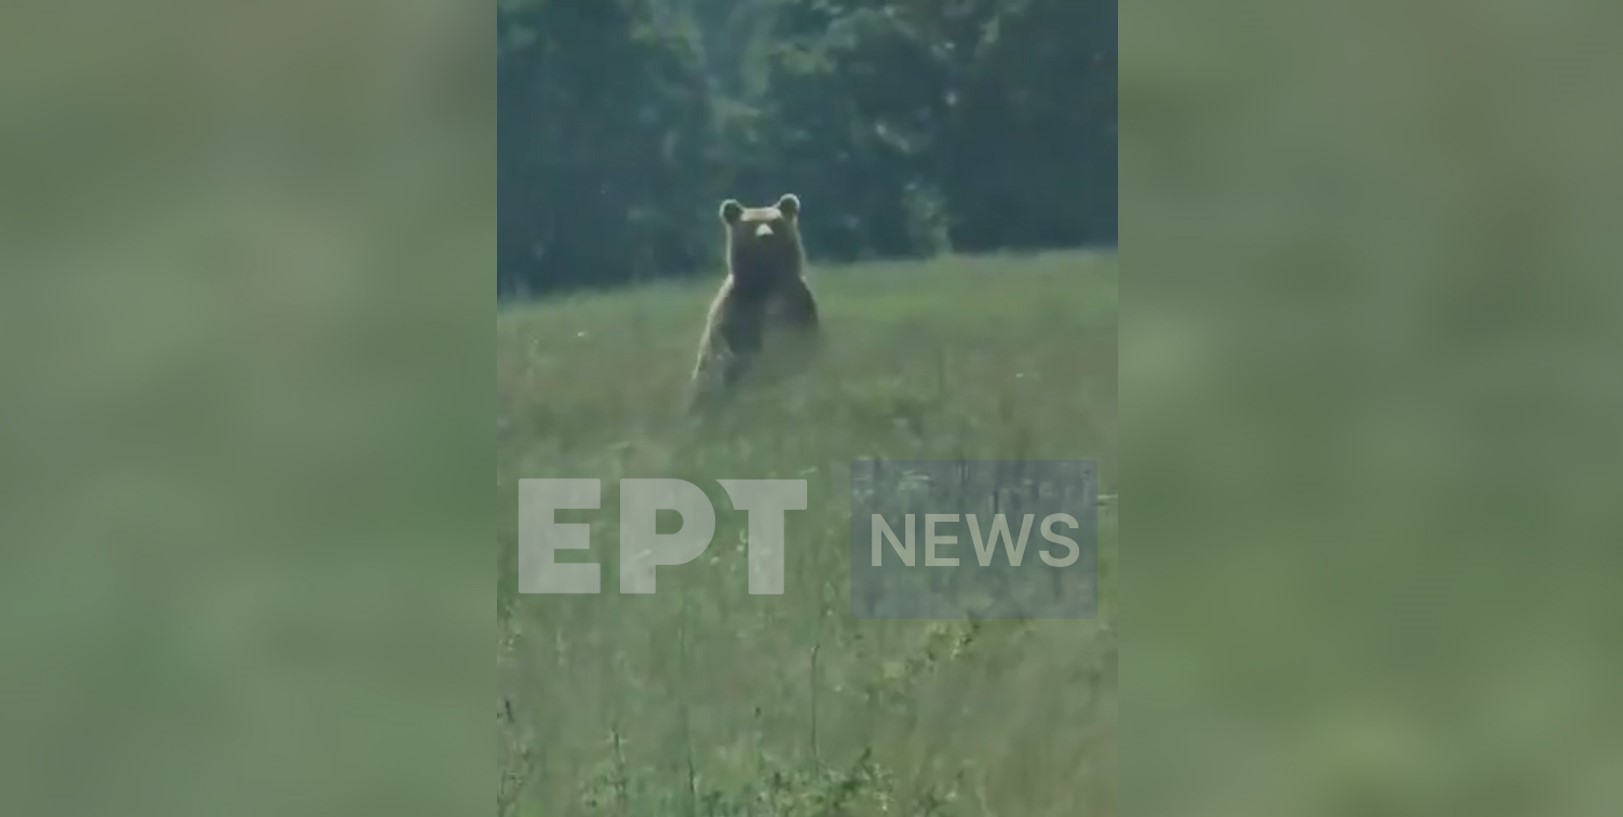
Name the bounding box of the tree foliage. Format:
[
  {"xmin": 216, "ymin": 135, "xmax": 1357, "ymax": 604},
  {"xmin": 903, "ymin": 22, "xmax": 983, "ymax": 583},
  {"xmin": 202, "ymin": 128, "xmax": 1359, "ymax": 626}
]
[{"xmin": 498, "ymin": 0, "xmax": 1116, "ymax": 298}]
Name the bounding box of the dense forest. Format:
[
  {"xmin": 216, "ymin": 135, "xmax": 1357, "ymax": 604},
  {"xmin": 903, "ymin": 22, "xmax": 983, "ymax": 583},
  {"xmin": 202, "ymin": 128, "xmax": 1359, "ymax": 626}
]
[{"xmin": 497, "ymin": 0, "xmax": 1116, "ymax": 298}]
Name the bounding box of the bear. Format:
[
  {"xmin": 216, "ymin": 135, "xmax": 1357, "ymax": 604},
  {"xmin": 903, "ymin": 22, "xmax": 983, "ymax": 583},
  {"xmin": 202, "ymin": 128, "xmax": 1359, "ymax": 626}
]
[{"xmin": 687, "ymin": 193, "xmax": 821, "ymax": 411}]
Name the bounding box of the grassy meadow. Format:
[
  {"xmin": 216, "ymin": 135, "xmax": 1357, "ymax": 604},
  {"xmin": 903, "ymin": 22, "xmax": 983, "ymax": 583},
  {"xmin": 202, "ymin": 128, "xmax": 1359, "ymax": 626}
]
[{"xmin": 497, "ymin": 250, "xmax": 1117, "ymax": 816}]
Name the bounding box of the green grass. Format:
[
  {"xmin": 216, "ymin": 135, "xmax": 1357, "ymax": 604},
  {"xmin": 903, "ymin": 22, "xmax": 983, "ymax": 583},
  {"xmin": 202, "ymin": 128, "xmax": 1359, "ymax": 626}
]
[{"xmin": 497, "ymin": 250, "xmax": 1117, "ymax": 816}]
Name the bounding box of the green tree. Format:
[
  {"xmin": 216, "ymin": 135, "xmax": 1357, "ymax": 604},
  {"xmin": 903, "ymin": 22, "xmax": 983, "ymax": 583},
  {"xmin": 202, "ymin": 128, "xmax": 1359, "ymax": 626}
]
[
  {"xmin": 496, "ymin": 0, "xmax": 1117, "ymax": 299},
  {"xmin": 498, "ymin": 0, "xmax": 722, "ymax": 295}
]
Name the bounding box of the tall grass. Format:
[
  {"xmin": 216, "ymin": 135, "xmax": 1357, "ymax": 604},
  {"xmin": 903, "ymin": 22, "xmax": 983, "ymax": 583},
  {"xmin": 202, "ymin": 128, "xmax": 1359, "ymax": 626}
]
[{"xmin": 497, "ymin": 250, "xmax": 1117, "ymax": 816}]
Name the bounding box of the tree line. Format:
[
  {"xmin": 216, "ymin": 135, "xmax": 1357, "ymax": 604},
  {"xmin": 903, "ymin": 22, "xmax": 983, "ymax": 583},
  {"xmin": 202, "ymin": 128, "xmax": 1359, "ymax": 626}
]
[{"xmin": 498, "ymin": 0, "xmax": 1116, "ymax": 298}]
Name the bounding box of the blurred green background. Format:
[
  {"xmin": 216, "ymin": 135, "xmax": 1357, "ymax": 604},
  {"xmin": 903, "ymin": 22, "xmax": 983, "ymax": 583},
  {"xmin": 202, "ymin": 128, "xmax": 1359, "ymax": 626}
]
[
  {"xmin": 1, "ymin": 2, "xmax": 489, "ymax": 816},
  {"xmin": 1123, "ymin": 0, "xmax": 1623, "ymax": 815},
  {"xmin": 3, "ymin": 0, "xmax": 1620, "ymax": 815}
]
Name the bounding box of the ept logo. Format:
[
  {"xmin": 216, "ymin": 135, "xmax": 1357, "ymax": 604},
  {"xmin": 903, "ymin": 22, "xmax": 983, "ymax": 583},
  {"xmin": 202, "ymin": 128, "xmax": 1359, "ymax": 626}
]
[{"xmin": 517, "ymin": 478, "xmax": 807, "ymax": 596}]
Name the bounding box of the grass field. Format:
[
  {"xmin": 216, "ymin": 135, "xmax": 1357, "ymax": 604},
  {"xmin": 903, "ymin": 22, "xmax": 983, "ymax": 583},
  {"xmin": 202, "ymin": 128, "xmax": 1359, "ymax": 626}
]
[{"xmin": 497, "ymin": 250, "xmax": 1117, "ymax": 816}]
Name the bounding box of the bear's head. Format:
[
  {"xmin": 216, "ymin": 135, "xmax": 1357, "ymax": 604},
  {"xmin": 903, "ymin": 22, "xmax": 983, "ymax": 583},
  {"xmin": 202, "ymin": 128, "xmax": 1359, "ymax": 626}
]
[{"xmin": 719, "ymin": 194, "xmax": 803, "ymax": 292}]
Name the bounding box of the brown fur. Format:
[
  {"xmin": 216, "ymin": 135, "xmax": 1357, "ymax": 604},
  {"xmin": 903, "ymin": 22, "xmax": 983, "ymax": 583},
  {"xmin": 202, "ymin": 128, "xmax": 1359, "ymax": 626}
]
[{"xmin": 688, "ymin": 193, "xmax": 821, "ymax": 411}]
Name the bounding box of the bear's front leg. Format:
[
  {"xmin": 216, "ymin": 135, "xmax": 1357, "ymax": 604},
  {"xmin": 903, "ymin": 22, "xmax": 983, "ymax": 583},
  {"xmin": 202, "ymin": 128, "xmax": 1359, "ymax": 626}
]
[
  {"xmin": 772, "ymin": 276, "xmax": 822, "ymax": 378},
  {"xmin": 687, "ymin": 291, "xmax": 764, "ymax": 412}
]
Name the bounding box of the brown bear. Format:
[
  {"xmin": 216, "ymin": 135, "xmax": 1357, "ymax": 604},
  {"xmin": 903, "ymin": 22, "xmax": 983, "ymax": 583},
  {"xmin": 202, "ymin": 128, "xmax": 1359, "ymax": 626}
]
[{"xmin": 687, "ymin": 193, "xmax": 821, "ymax": 411}]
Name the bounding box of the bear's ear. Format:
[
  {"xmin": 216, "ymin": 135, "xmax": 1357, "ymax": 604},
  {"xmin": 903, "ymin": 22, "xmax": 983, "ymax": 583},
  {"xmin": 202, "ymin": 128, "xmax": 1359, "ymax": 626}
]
[
  {"xmin": 719, "ymin": 199, "xmax": 744, "ymax": 224},
  {"xmin": 777, "ymin": 193, "xmax": 800, "ymax": 219}
]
